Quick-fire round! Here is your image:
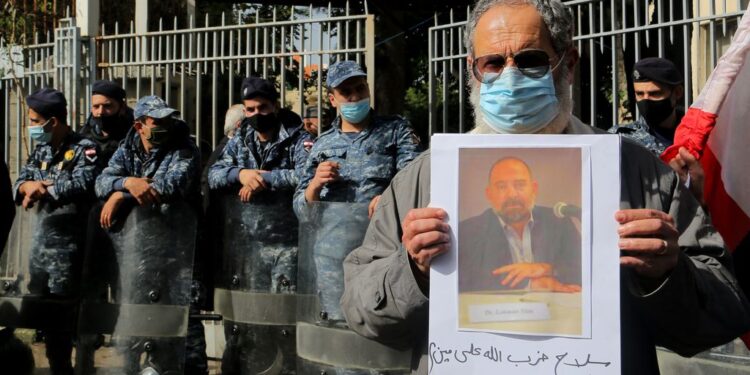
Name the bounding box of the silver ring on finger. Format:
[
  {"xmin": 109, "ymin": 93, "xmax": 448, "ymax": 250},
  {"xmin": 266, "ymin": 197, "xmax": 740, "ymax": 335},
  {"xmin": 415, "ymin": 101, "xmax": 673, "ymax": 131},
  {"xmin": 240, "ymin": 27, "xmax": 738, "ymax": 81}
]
[{"xmin": 657, "ymin": 240, "xmax": 669, "ymax": 255}]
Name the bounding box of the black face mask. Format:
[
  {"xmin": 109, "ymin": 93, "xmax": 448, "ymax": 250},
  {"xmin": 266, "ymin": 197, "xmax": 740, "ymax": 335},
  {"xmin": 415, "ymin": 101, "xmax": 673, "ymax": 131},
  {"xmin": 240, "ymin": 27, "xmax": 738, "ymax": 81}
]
[
  {"xmin": 637, "ymin": 98, "xmax": 675, "ymax": 127},
  {"xmin": 244, "ymin": 113, "xmax": 279, "ymax": 133},
  {"xmin": 91, "ymin": 115, "xmax": 129, "ymax": 139},
  {"xmin": 145, "ymin": 119, "xmax": 174, "ymax": 147}
]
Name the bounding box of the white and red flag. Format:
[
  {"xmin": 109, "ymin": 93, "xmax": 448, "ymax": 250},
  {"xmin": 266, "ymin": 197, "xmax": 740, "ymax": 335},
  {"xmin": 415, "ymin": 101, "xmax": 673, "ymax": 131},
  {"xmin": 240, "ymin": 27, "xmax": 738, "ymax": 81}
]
[{"xmin": 661, "ymin": 9, "xmax": 750, "ymax": 345}]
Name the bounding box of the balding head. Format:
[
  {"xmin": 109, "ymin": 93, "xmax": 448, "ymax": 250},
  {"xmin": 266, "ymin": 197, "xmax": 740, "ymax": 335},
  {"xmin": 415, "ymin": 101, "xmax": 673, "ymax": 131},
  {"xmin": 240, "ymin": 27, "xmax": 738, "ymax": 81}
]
[{"xmin": 485, "ymin": 157, "xmax": 538, "ymax": 223}]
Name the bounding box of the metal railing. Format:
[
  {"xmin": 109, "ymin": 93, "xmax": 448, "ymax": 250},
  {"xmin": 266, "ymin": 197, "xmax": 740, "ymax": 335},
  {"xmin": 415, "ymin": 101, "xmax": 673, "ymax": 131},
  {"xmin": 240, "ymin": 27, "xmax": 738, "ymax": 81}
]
[
  {"xmin": 1, "ymin": 2, "xmax": 375, "ymax": 178},
  {"xmin": 427, "ymin": 0, "xmax": 748, "ymax": 134}
]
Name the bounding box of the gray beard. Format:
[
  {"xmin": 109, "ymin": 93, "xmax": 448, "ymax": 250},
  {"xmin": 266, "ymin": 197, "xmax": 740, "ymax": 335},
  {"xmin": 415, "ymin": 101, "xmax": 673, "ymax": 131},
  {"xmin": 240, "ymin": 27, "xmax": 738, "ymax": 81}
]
[{"xmin": 468, "ymin": 68, "xmax": 573, "ymax": 135}]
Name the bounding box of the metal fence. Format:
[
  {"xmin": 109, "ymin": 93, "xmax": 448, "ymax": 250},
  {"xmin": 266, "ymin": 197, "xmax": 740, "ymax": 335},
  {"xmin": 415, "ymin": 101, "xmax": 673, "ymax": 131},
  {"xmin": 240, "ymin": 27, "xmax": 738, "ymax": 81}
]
[
  {"xmin": 427, "ymin": 0, "xmax": 748, "ymax": 134},
  {"xmin": 1, "ymin": 3, "xmax": 374, "ymax": 178}
]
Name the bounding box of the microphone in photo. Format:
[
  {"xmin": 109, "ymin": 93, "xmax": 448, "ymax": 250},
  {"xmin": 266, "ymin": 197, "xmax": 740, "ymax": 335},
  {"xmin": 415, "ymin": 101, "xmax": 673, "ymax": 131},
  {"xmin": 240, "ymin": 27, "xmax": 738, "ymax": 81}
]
[{"xmin": 553, "ymin": 202, "xmax": 581, "ymax": 220}]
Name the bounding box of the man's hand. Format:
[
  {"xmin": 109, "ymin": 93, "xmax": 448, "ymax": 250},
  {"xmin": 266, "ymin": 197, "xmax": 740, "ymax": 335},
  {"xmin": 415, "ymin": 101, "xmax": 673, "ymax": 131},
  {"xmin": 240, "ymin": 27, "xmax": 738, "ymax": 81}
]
[
  {"xmin": 529, "ymin": 277, "xmax": 581, "ymax": 293},
  {"xmin": 100, "ymin": 191, "xmax": 126, "ymax": 229},
  {"xmin": 668, "ymin": 147, "xmax": 705, "ymax": 205},
  {"xmin": 617, "ymin": 209, "xmax": 680, "ymax": 280},
  {"xmin": 239, "ymin": 169, "xmax": 268, "ymax": 192},
  {"xmin": 491, "ymin": 263, "xmax": 553, "ymax": 288},
  {"xmin": 238, "ymin": 185, "xmax": 254, "ymax": 203},
  {"xmin": 305, "ymin": 161, "xmax": 340, "ymax": 202},
  {"xmin": 402, "ymin": 208, "xmax": 451, "ymax": 277},
  {"xmin": 19, "ymin": 181, "xmax": 48, "ymax": 209},
  {"xmin": 123, "ymin": 177, "xmax": 161, "ymax": 206},
  {"xmin": 368, "ymin": 195, "xmax": 381, "ymax": 218}
]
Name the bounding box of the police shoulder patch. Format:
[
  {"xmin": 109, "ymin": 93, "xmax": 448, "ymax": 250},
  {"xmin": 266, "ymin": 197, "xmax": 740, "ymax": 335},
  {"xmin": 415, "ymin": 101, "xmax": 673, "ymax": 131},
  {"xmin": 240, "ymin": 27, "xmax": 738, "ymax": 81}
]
[
  {"xmin": 84, "ymin": 147, "xmax": 98, "ymax": 163},
  {"xmin": 303, "ymin": 139, "xmax": 315, "ymax": 152},
  {"xmin": 64, "ymin": 149, "xmax": 75, "ymax": 161}
]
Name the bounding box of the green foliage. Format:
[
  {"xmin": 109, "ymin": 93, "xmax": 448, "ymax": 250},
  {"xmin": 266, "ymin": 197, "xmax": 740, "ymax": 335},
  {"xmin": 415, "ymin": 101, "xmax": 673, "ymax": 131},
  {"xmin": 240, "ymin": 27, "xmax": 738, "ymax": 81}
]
[{"xmin": 1, "ymin": 0, "xmax": 53, "ymax": 45}]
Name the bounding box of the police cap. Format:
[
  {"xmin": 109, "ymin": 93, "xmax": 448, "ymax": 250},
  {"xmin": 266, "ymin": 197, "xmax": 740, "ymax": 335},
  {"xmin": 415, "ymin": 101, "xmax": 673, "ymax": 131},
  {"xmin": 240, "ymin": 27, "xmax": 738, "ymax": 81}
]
[
  {"xmin": 92, "ymin": 80, "xmax": 127, "ymax": 102},
  {"xmin": 134, "ymin": 95, "xmax": 179, "ymax": 119},
  {"xmin": 304, "ymin": 106, "xmax": 319, "ymax": 119},
  {"xmin": 241, "ymin": 77, "xmax": 279, "ymax": 101},
  {"xmin": 633, "ymin": 57, "xmax": 683, "ymax": 86},
  {"xmin": 26, "ymin": 88, "xmax": 67, "ymax": 120},
  {"xmin": 326, "ymin": 60, "xmax": 367, "ymax": 89}
]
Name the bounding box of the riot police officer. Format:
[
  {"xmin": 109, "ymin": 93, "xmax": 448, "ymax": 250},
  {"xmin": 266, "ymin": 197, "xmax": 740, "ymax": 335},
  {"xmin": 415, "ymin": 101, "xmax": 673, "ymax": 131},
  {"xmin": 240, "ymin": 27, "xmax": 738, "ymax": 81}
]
[
  {"xmin": 295, "ymin": 60, "xmax": 422, "ymax": 217},
  {"xmin": 208, "ymin": 77, "xmax": 310, "ymax": 374},
  {"xmin": 13, "ymin": 88, "xmax": 99, "ymax": 375},
  {"xmin": 293, "ymin": 61, "xmax": 421, "ymax": 374},
  {"xmin": 94, "ymin": 95, "xmax": 204, "ymax": 374},
  {"xmin": 302, "ymin": 105, "xmax": 332, "ymax": 139},
  {"xmin": 79, "ymin": 80, "xmax": 134, "ymax": 164},
  {"xmin": 608, "ymin": 57, "xmax": 685, "ymax": 155}
]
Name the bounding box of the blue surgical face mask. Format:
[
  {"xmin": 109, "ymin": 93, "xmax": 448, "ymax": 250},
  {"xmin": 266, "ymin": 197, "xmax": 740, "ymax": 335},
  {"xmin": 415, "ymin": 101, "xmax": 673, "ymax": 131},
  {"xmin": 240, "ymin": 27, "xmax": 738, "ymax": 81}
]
[
  {"xmin": 479, "ymin": 68, "xmax": 560, "ymax": 134},
  {"xmin": 28, "ymin": 119, "xmax": 53, "ymax": 143},
  {"xmin": 339, "ymin": 98, "xmax": 371, "ymax": 124}
]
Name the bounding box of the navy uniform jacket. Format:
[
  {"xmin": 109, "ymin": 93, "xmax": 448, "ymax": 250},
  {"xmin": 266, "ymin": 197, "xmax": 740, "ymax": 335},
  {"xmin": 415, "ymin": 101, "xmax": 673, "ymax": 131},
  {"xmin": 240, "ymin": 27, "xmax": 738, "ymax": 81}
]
[
  {"xmin": 207, "ymin": 109, "xmax": 311, "ymax": 203},
  {"xmin": 13, "ymin": 131, "xmax": 100, "ymax": 205},
  {"xmin": 95, "ymin": 121, "xmax": 200, "ymax": 203},
  {"xmin": 293, "ymin": 113, "xmax": 422, "ymax": 214},
  {"xmin": 608, "ymin": 109, "xmax": 683, "ymax": 156},
  {"xmin": 458, "ymin": 206, "xmax": 581, "ymax": 292},
  {"xmin": 78, "ymin": 107, "xmax": 135, "ymax": 165}
]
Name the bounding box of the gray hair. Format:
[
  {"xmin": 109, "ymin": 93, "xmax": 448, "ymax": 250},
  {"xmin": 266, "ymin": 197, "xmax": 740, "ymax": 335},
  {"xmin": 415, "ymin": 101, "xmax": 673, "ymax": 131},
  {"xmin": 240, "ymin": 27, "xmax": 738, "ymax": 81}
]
[
  {"xmin": 224, "ymin": 104, "xmax": 245, "ymax": 137},
  {"xmin": 465, "ymin": 0, "xmax": 574, "ymax": 56}
]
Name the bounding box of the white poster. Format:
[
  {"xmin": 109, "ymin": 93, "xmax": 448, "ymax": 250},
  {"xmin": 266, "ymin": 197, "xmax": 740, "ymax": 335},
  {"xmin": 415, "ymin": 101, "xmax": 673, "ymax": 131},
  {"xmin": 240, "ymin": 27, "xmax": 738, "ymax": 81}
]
[{"xmin": 429, "ymin": 134, "xmax": 621, "ymax": 374}]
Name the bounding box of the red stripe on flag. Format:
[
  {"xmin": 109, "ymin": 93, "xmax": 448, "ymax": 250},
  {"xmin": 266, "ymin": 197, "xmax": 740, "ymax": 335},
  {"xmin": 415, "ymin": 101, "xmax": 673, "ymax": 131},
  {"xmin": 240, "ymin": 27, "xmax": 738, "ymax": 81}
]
[{"xmin": 701, "ymin": 146, "xmax": 750, "ymax": 251}]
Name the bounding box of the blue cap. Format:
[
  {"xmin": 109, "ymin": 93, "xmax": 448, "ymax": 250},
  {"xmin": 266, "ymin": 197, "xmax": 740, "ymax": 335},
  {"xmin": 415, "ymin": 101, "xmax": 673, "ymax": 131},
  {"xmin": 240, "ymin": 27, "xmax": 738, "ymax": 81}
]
[
  {"xmin": 26, "ymin": 88, "xmax": 67, "ymax": 120},
  {"xmin": 326, "ymin": 60, "xmax": 367, "ymax": 88},
  {"xmin": 134, "ymin": 95, "xmax": 179, "ymax": 119}
]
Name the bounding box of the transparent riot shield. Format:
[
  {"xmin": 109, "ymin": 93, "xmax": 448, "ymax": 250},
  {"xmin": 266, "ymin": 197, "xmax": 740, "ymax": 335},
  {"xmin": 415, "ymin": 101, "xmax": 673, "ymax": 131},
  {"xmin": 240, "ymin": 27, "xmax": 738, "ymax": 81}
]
[
  {"xmin": 214, "ymin": 195, "xmax": 298, "ymax": 375},
  {"xmin": 77, "ymin": 202, "xmax": 197, "ymax": 374},
  {"xmin": 0, "ymin": 201, "xmax": 87, "ymax": 372},
  {"xmin": 297, "ymin": 202, "xmax": 411, "ymax": 374}
]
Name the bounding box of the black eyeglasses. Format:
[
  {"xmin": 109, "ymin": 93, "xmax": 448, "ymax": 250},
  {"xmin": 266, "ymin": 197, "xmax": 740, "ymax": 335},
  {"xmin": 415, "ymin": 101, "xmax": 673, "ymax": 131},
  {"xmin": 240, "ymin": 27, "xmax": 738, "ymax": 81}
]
[{"xmin": 472, "ymin": 48, "xmax": 564, "ymax": 83}]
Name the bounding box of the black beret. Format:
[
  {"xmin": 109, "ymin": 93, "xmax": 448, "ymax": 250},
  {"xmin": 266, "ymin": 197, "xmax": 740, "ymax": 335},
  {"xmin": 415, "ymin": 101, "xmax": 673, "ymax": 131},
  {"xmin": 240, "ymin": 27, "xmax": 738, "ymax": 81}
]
[
  {"xmin": 92, "ymin": 80, "xmax": 126, "ymax": 101},
  {"xmin": 633, "ymin": 57, "xmax": 683, "ymax": 86},
  {"xmin": 26, "ymin": 88, "xmax": 67, "ymax": 120},
  {"xmin": 241, "ymin": 77, "xmax": 278, "ymax": 101}
]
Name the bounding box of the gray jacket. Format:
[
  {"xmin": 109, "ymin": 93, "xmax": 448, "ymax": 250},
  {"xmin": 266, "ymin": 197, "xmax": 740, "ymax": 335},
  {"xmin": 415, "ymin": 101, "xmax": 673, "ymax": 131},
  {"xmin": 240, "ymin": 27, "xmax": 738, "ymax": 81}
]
[{"xmin": 340, "ymin": 116, "xmax": 750, "ymax": 374}]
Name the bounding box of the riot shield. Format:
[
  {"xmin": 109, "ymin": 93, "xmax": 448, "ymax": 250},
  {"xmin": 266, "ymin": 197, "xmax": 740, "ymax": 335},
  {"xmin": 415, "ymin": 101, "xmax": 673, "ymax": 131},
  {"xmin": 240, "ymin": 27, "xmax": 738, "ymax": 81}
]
[
  {"xmin": 214, "ymin": 195, "xmax": 298, "ymax": 375},
  {"xmin": 297, "ymin": 202, "xmax": 411, "ymax": 374},
  {"xmin": 77, "ymin": 202, "xmax": 197, "ymax": 374},
  {"xmin": 0, "ymin": 201, "xmax": 88, "ymax": 372}
]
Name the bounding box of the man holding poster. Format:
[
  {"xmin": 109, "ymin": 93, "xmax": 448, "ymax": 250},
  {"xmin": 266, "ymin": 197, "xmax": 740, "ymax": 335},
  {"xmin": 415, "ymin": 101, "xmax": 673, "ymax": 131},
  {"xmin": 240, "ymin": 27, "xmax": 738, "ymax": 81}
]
[{"xmin": 340, "ymin": 0, "xmax": 750, "ymax": 374}]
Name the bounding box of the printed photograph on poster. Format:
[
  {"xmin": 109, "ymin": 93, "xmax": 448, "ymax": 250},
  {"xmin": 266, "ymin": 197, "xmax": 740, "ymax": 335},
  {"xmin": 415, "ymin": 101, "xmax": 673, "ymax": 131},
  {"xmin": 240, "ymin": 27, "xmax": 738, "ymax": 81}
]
[
  {"xmin": 428, "ymin": 134, "xmax": 621, "ymax": 375},
  {"xmin": 457, "ymin": 148, "xmax": 587, "ymax": 337}
]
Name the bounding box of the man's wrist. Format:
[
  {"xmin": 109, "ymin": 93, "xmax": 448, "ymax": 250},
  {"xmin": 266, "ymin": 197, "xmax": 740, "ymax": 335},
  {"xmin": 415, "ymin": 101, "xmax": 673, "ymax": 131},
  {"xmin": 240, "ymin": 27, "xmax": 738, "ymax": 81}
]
[
  {"xmin": 407, "ymin": 253, "xmax": 430, "ymax": 290},
  {"xmin": 304, "ymin": 184, "xmax": 322, "ymax": 202}
]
